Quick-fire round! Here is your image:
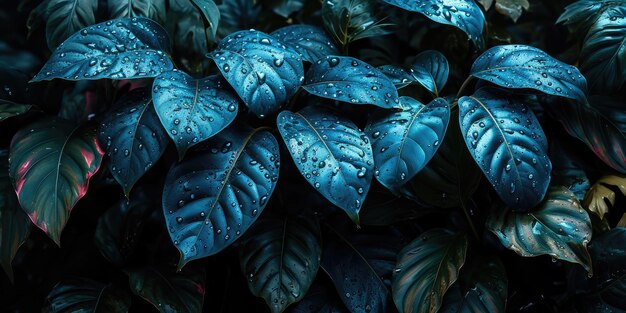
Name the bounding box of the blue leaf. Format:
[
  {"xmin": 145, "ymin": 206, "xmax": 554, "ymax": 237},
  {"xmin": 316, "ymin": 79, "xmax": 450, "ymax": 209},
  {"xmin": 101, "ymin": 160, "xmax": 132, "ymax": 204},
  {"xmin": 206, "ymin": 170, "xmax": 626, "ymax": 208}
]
[
  {"xmin": 98, "ymin": 88, "xmax": 169, "ymax": 196},
  {"xmin": 208, "ymin": 30, "xmax": 304, "ymax": 118},
  {"xmin": 276, "ymin": 106, "xmax": 374, "ymax": 223},
  {"xmin": 270, "ymin": 25, "xmax": 340, "ymax": 63},
  {"xmin": 459, "ymin": 88, "xmax": 552, "ymax": 211},
  {"xmin": 32, "ymin": 18, "xmax": 173, "ymax": 82},
  {"xmin": 366, "ymin": 97, "xmax": 450, "ymax": 191},
  {"xmin": 382, "ymin": 0, "xmax": 485, "ymax": 45},
  {"xmin": 162, "ymin": 125, "xmax": 280, "ymax": 268},
  {"xmin": 379, "ymin": 50, "xmax": 449, "ymax": 95},
  {"xmin": 303, "ymin": 56, "xmax": 400, "ymax": 108},
  {"xmin": 470, "ymin": 45, "xmax": 588, "ymax": 103},
  {"xmin": 152, "ymin": 70, "xmax": 239, "ymax": 159}
]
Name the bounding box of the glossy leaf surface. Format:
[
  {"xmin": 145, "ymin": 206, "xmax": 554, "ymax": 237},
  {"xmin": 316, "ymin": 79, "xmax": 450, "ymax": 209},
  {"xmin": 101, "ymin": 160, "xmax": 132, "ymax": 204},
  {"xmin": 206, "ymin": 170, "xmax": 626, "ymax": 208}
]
[
  {"xmin": 470, "ymin": 45, "xmax": 588, "ymax": 103},
  {"xmin": 487, "ymin": 186, "xmax": 592, "ymax": 272},
  {"xmin": 163, "ymin": 126, "xmax": 280, "ymax": 268},
  {"xmin": 99, "ymin": 88, "xmax": 168, "ymax": 195},
  {"xmin": 45, "ymin": 0, "xmax": 98, "ymax": 49},
  {"xmin": 270, "ymin": 25, "xmax": 339, "ymax": 63},
  {"xmin": 33, "ymin": 18, "xmax": 174, "ymax": 82},
  {"xmin": 240, "ymin": 215, "xmax": 321, "ymax": 313},
  {"xmin": 44, "ymin": 278, "xmax": 130, "ymax": 313},
  {"xmin": 303, "ymin": 56, "xmax": 400, "ymax": 108},
  {"xmin": 152, "ymin": 70, "xmax": 238, "ymax": 159},
  {"xmin": 459, "ymin": 88, "xmax": 551, "ymax": 211},
  {"xmin": 366, "ymin": 97, "xmax": 450, "ymax": 191},
  {"xmin": 392, "ymin": 229, "xmax": 468, "ymax": 313},
  {"xmin": 9, "ymin": 118, "xmax": 103, "ymax": 244},
  {"xmin": 277, "ymin": 106, "xmax": 374, "ymax": 223},
  {"xmin": 209, "ymin": 30, "xmax": 304, "ymax": 118}
]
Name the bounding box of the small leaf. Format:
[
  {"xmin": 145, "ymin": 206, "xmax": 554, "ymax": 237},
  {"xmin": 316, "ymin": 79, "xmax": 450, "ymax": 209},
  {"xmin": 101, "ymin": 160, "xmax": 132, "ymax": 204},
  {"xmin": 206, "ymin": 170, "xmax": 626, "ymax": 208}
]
[
  {"xmin": 382, "ymin": 0, "xmax": 485, "ymax": 45},
  {"xmin": 152, "ymin": 70, "xmax": 238, "ymax": 159},
  {"xmin": 271, "ymin": 25, "xmax": 340, "ymax": 63},
  {"xmin": 44, "ymin": 278, "xmax": 130, "ymax": 313},
  {"xmin": 494, "ymin": 0, "xmax": 529, "ymax": 22},
  {"xmin": 303, "ymin": 56, "xmax": 400, "ymax": 108},
  {"xmin": 99, "ymin": 88, "xmax": 169, "ymax": 196},
  {"xmin": 277, "ymin": 106, "xmax": 374, "ymax": 223},
  {"xmin": 322, "ymin": 0, "xmax": 392, "ymax": 46},
  {"xmin": 9, "ymin": 117, "xmax": 104, "ymax": 244},
  {"xmin": 0, "ymin": 100, "xmax": 31, "ymax": 122},
  {"xmin": 191, "ymin": 0, "xmax": 220, "ymax": 39},
  {"xmin": 45, "ymin": 0, "xmax": 98, "ymax": 50},
  {"xmin": 379, "ymin": 50, "xmax": 449, "ymax": 95},
  {"xmin": 33, "ymin": 18, "xmax": 174, "ymax": 82},
  {"xmin": 366, "ymin": 97, "xmax": 450, "ymax": 191},
  {"xmin": 240, "ymin": 215, "xmax": 321, "ymax": 313},
  {"xmin": 129, "ymin": 265, "xmax": 206, "ymax": 313},
  {"xmin": 487, "ymin": 186, "xmax": 593, "ymax": 272},
  {"xmin": 209, "ymin": 30, "xmax": 304, "ymax": 118},
  {"xmin": 470, "ymin": 45, "xmax": 588, "ymax": 103},
  {"xmin": 459, "ymin": 88, "xmax": 552, "ymax": 211},
  {"xmin": 108, "ymin": 0, "xmax": 166, "ymax": 22},
  {"xmin": 162, "ymin": 125, "xmax": 280, "ymax": 268},
  {"xmin": 392, "ymin": 229, "xmax": 468, "ymax": 313},
  {"xmin": 583, "ymin": 175, "xmax": 626, "ymax": 220}
]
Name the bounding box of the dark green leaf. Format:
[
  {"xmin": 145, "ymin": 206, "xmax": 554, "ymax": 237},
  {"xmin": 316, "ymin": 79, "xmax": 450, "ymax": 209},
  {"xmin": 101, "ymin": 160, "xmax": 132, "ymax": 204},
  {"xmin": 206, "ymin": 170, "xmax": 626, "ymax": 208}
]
[
  {"xmin": 45, "ymin": 0, "xmax": 98, "ymax": 50},
  {"xmin": 152, "ymin": 71, "xmax": 238, "ymax": 159},
  {"xmin": 322, "ymin": 0, "xmax": 392, "ymax": 46},
  {"xmin": 291, "ymin": 281, "xmax": 349, "ymax": 313},
  {"xmin": 108, "ymin": 0, "xmax": 166, "ymax": 22},
  {"xmin": 9, "ymin": 117, "xmax": 104, "ymax": 244},
  {"xmin": 494, "ymin": 0, "xmax": 529, "ymax": 22},
  {"xmin": 218, "ymin": 0, "xmax": 261, "ymax": 37},
  {"xmin": 0, "ymin": 100, "xmax": 31, "ymax": 122},
  {"xmin": 392, "ymin": 229, "xmax": 468, "ymax": 313},
  {"xmin": 191, "ymin": 0, "xmax": 220, "ymax": 39},
  {"xmin": 162, "ymin": 125, "xmax": 280, "ymax": 268},
  {"xmin": 273, "ymin": 0, "xmax": 305, "ymax": 18},
  {"xmin": 33, "ymin": 18, "xmax": 174, "ymax": 82},
  {"xmin": 240, "ymin": 215, "xmax": 321, "ymax": 313},
  {"xmin": 44, "ymin": 278, "xmax": 130, "ymax": 313},
  {"xmin": 208, "ymin": 30, "xmax": 304, "ymax": 118},
  {"xmin": 271, "ymin": 25, "xmax": 340, "ymax": 63}
]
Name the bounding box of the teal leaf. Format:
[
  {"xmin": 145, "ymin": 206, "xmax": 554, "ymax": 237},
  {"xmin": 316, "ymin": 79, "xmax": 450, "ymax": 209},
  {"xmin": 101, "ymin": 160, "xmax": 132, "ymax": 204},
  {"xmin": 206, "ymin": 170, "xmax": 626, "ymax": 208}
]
[
  {"xmin": 0, "ymin": 100, "xmax": 32, "ymax": 122},
  {"xmin": 44, "ymin": 278, "xmax": 130, "ymax": 313},
  {"xmin": 45, "ymin": 0, "xmax": 98, "ymax": 50},
  {"xmin": 217, "ymin": 0, "xmax": 261, "ymax": 37},
  {"xmin": 191, "ymin": 0, "xmax": 220, "ymax": 39},
  {"xmin": 271, "ymin": 25, "xmax": 340, "ymax": 63},
  {"xmin": 379, "ymin": 50, "xmax": 449, "ymax": 95},
  {"xmin": 108, "ymin": 0, "xmax": 166, "ymax": 22}
]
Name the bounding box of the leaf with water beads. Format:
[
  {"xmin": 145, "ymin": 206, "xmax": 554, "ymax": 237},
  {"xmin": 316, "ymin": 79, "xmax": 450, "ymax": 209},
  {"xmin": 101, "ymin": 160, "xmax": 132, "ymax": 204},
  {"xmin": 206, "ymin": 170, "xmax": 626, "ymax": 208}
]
[
  {"xmin": 270, "ymin": 25, "xmax": 340, "ymax": 63},
  {"xmin": 303, "ymin": 56, "xmax": 400, "ymax": 109},
  {"xmin": 276, "ymin": 106, "xmax": 374, "ymax": 223},
  {"xmin": 33, "ymin": 18, "xmax": 173, "ymax": 82},
  {"xmin": 152, "ymin": 70, "xmax": 239, "ymax": 159},
  {"xmin": 162, "ymin": 125, "xmax": 280, "ymax": 269},
  {"xmin": 378, "ymin": 50, "xmax": 449, "ymax": 95}
]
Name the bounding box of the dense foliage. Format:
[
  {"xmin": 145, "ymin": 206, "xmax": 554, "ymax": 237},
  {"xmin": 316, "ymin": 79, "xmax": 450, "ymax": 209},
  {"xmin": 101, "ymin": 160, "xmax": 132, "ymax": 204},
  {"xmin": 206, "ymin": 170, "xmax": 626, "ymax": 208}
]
[{"xmin": 1, "ymin": 0, "xmax": 626, "ymax": 312}]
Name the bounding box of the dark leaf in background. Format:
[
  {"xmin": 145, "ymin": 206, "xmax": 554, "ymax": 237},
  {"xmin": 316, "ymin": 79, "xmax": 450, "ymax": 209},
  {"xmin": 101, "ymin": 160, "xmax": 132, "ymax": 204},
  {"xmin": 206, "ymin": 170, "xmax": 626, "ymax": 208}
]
[
  {"xmin": 379, "ymin": 50, "xmax": 449, "ymax": 95},
  {"xmin": 582, "ymin": 174, "xmax": 626, "ymax": 221},
  {"xmin": 273, "ymin": 0, "xmax": 305, "ymax": 18},
  {"xmin": 0, "ymin": 100, "xmax": 32, "ymax": 122},
  {"xmin": 322, "ymin": 0, "xmax": 392, "ymax": 47},
  {"xmin": 44, "ymin": 0, "xmax": 98, "ymax": 50},
  {"xmin": 290, "ymin": 280, "xmax": 349, "ymax": 313},
  {"xmin": 191, "ymin": 0, "xmax": 220, "ymax": 39},
  {"xmin": 108, "ymin": 0, "xmax": 166, "ymax": 22},
  {"xmin": 218, "ymin": 0, "xmax": 261, "ymax": 37},
  {"xmin": 43, "ymin": 278, "xmax": 131, "ymax": 313},
  {"xmin": 271, "ymin": 25, "xmax": 340, "ymax": 63}
]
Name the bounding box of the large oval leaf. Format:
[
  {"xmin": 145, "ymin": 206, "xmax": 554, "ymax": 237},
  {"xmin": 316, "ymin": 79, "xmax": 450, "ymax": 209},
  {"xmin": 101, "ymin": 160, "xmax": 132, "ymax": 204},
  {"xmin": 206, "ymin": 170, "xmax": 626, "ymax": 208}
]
[
  {"xmin": 44, "ymin": 278, "xmax": 130, "ymax": 313},
  {"xmin": 470, "ymin": 45, "xmax": 588, "ymax": 103},
  {"xmin": 382, "ymin": 0, "xmax": 484, "ymax": 45},
  {"xmin": 392, "ymin": 229, "xmax": 468, "ymax": 313},
  {"xmin": 366, "ymin": 97, "xmax": 450, "ymax": 191},
  {"xmin": 152, "ymin": 70, "xmax": 239, "ymax": 159},
  {"xmin": 33, "ymin": 18, "xmax": 174, "ymax": 82},
  {"xmin": 163, "ymin": 125, "xmax": 280, "ymax": 268},
  {"xmin": 270, "ymin": 25, "xmax": 340, "ymax": 63},
  {"xmin": 303, "ymin": 56, "xmax": 400, "ymax": 109},
  {"xmin": 99, "ymin": 88, "xmax": 168, "ymax": 196},
  {"xmin": 487, "ymin": 186, "xmax": 593, "ymax": 272},
  {"xmin": 45, "ymin": 0, "xmax": 98, "ymax": 50},
  {"xmin": 9, "ymin": 118, "xmax": 104, "ymax": 244},
  {"xmin": 240, "ymin": 215, "xmax": 321, "ymax": 313},
  {"xmin": 276, "ymin": 106, "xmax": 374, "ymax": 223},
  {"xmin": 208, "ymin": 29, "xmax": 304, "ymax": 118},
  {"xmin": 108, "ymin": 0, "xmax": 166, "ymax": 22},
  {"xmin": 459, "ymin": 88, "xmax": 552, "ymax": 211}
]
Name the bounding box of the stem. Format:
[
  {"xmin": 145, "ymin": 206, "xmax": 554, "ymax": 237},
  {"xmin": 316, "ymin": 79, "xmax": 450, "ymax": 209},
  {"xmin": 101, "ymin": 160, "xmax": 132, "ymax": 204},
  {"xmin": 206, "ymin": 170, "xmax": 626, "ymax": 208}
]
[
  {"xmin": 456, "ymin": 76, "xmax": 475, "ymax": 99},
  {"xmin": 460, "ymin": 200, "xmax": 480, "ymax": 241}
]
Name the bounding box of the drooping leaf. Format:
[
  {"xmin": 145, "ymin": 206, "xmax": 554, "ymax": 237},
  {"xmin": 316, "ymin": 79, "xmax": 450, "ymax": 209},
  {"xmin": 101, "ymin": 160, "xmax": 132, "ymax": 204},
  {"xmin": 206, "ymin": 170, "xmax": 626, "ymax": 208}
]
[
  {"xmin": 459, "ymin": 88, "xmax": 552, "ymax": 211},
  {"xmin": 366, "ymin": 97, "xmax": 450, "ymax": 191},
  {"xmin": 303, "ymin": 56, "xmax": 400, "ymax": 108},
  {"xmin": 0, "ymin": 100, "xmax": 31, "ymax": 122},
  {"xmin": 208, "ymin": 30, "xmax": 304, "ymax": 118},
  {"xmin": 270, "ymin": 25, "xmax": 340, "ymax": 63},
  {"xmin": 162, "ymin": 125, "xmax": 280, "ymax": 268},
  {"xmin": 583, "ymin": 175, "xmax": 626, "ymax": 220},
  {"xmin": 45, "ymin": 0, "xmax": 98, "ymax": 50},
  {"xmin": 273, "ymin": 0, "xmax": 305, "ymax": 18},
  {"xmin": 43, "ymin": 278, "xmax": 130, "ymax": 313},
  {"xmin": 191, "ymin": 0, "xmax": 220, "ymax": 39},
  {"xmin": 33, "ymin": 18, "xmax": 174, "ymax": 82},
  {"xmin": 217, "ymin": 0, "xmax": 261, "ymax": 37},
  {"xmin": 487, "ymin": 186, "xmax": 593, "ymax": 272},
  {"xmin": 0, "ymin": 151, "xmax": 31, "ymax": 282},
  {"xmin": 579, "ymin": 5, "xmax": 626, "ymax": 93},
  {"xmin": 322, "ymin": 0, "xmax": 392, "ymax": 47},
  {"xmin": 382, "ymin": 0, "xmax": 485, "ymax": 45},
  {"xmin": 152, "ymin": 70, "xmax": 238, "ymax": 159},
  {"xmin": 108, "ymin": 0, "xmax": 166, "ymax": 22},
  {"xmin": 276, "ymin": 106, "xmax": 374, "ymax": 223},
  {"xmin": 494, "ymin": 0, "xmax": 529, "ymax": 22},
  {"xmin": 470, "ymin": 45, "xmax": 588, "ymax": 103},
  {"xmin": 9, "ymin": 117, "xmax": 104, "ymax": 244},
  {"xmin": 440, "ymin": 255, "xmax": 508, "ymax": 313},
  {"xmin": 379, "ymin": 50, "xmax": 449, "ymax": 95},
  {"xmin": 128, "ymin": 265, "xmax": 206, "ymax": 313},
  {"xmin": 240, "ymin": 215, "xmax": 321, "ymax": 313},
  {"xmin": 167, "ymin": 0, "xmax": 211, "ymax": 56},
  {"xmin": 392, "ymin": 229, "xmax": 468, "ymax": 313},
  {"xmin": 98, "ymin": 88, "xmax": 168, "ymax": 196}
]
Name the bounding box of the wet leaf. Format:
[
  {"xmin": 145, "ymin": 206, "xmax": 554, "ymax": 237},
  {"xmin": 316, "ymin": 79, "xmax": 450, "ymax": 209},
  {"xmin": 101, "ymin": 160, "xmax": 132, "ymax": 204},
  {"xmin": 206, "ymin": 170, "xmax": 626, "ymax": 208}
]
[
  {"xmin": 379, "ymin": 50, "xmax": 449, "ymax": 95},
  {"xmin": 271, "ymin": 25, "xmax": 339, "ymax": 63}
]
